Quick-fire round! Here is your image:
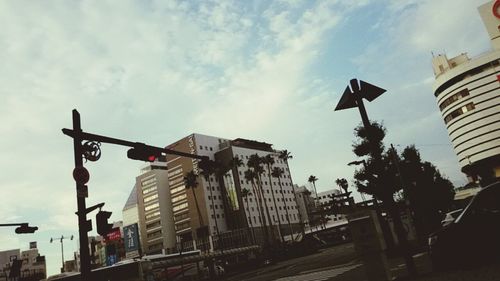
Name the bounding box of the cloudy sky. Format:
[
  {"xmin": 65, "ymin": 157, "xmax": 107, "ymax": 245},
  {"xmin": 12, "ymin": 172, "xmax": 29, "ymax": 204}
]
[{"xmin": 0, "ymin": 0, "xmax": 491, "ymax": 276}]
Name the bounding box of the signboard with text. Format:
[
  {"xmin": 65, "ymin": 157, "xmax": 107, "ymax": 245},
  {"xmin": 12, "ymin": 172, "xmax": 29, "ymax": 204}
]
[
  {"xmin": 105, "ymin": 228, "xmax": 122, "ymax": 241},
  {"xmin": 124, "ymin": 223, "xmax": 140, "ymax": 258}
]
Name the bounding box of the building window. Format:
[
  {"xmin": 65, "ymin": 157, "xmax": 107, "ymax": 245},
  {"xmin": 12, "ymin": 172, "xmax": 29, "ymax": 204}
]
[
  {"xmin": 444, "ymin": 102, "xmax": 475, "ymax": 124},
  {"xmin": 439, "ymin": 88, "xmax": 470, "ymax": 111},
  {"xmin": 199, "ymin": 145, "xmax": 203, "ymax": 150}
]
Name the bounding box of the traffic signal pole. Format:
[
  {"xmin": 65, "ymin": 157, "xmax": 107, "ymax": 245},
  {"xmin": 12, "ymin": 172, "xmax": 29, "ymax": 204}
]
[
  {"xmin": 72, "ymin": 110, "xmax": 91, "ymax": 280},
  {"xmin": 63, "ymin": 109, "xmax": 208, "ymax": 281}
]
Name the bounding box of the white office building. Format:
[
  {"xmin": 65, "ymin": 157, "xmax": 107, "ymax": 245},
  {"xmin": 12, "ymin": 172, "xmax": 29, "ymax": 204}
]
[{"xmin": 431, "ymin": 0, "xmax": 500, "ymax": 184}]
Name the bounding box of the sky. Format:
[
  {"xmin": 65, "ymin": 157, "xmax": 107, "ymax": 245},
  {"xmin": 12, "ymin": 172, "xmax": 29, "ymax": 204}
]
[{"xmin": 0, "ymin": 0, "xmax": 492, "ymax": 276}]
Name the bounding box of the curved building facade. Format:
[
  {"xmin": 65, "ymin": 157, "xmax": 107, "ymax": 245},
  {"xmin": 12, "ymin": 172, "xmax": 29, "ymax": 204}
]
[{"xmin": 431, "ymin": 0, "xmax": 500, "ymax": 184}]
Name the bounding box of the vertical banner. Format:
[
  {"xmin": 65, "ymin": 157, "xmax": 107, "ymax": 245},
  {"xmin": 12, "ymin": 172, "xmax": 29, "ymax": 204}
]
[{"xmin": 124, "ymin": 223, "xmax": 140, "ymax": 258}]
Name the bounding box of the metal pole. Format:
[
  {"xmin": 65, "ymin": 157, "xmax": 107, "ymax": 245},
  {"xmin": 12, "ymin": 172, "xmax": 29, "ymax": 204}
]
[
  {"xmin": 60, "ymin": 238, "xmax": 64, "ymax": 272},
  {"xmin": 72, "ymin": 110, "xmax": 91, "ymax": 280}
]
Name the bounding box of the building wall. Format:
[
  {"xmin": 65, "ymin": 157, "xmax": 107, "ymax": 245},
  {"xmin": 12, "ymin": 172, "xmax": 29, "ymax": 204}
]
[
  {"xmin": 316, "ymin": 189, "xmax": 348, "ymax": 224},
  {"xmin": 431, "ymin": 1, "xmax": 500, "ymax": 182},
  {"xmin": 135, "ymin": 163, "xmax": 176, "ymax": 255}
]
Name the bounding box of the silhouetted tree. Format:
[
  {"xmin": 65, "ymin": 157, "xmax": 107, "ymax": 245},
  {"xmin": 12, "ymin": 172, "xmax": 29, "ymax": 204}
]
[
  {"xmin": 198, "ymin": 159, "xmax": 221, "ymax": 238},
  {"xmin": 241, "ymin": 187, "xmax": 255, "ymax": 243},
  {"xmin": 308, "ymin": 175, "xmax": 319, "ymax": 201},
  {"xmin": 244, "ymin": 168, "xmax": 269, "ymax": 245},
  {"xmin": 248, "ymin": 154, "xmax": 275, "ymax": 241},
  {"xmin": 352, "ymin": 121, "xmax": 416, "ymax": 275},
  {"xmin": 399, "ymin": 145, "xmax": 455, "ymax": 239},
  {"xmin": 262, "ymin": 154, "xmax": 284, "ymax": 242},
  {"xmin": 184, "ymin": 171, "xmax": 204, "ymax": 230},
  {"xmin": 335, "ymin": 178, "xmax": 349, "ymax": 194}
]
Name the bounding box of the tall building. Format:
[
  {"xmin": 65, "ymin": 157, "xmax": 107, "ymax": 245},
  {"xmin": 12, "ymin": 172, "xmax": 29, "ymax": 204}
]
[
  {"xmin": 164, "ymin": 134, "xmax": 301, "ymax": 243},
  {"xmin": 431, "ymin": 0, "xmax": 500, "ymax": 184},
  {"xmin": 316, "ymin": 189, "xmax": 348, "ymax": 226},
  {"xmin": 135, "ymin": 160, "xmax": 176, "ymax": 254}
]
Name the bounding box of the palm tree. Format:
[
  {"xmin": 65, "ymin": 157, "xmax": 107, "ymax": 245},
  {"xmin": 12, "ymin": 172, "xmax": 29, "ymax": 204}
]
[
  {"xmin": 279, "ymin": 149, "xmax": 305, "ymax": 237},
  {"xmin": 241, "ymin": 187, "xmax": 255, "ymax": 243},
  {"xmin": 308, "ymin": 175, "xmax": 319, "ymax": 201},
  {"xmin": 198, "ymin": 159, "xmax": 221, "ymax": 242},
  {"xmin": 244, "ymin": 169, "xmax": 268, "ymax": 244},
  {"xmin": 247, "ymin": 154, "xmax": 274, "ymax": 242},
  {"xmin": 184, "ymin": 170, "xmax": 204, "ymax": 229},
  {"xmin": 262, "ymin": 154, "xmax": 284, "ymax": 242},
  {"xmin": 272, "ymin": 167, "xmax": 293, "ymax": 242},
  {"xmin": 335, "ymin": 178, "xmax": 349, "ymax": 194}
]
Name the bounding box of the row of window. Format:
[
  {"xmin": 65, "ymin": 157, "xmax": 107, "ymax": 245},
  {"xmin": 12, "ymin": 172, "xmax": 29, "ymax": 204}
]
[
  {"xmin": 172, "ymin": 193, "xmax": 187, "ymax": 203},
  {"xmin": 146, "ymin": 221, "xmax": 161, "ymax": 229},
  {"xmin": 245, "ymin": 204, "xmax": 297, "ymax": 212},
  {"xmin": 211, "ymin": 213, "xmax": 225, "ymax": 219},
  {"xmin": 141, "ymin": 177, "xmax": 156, "ymax": 187},
  {"xmin": 174, "ymin": 212, "xmax": 189, "ymax": 222},
  {"xmin": 444, "ymin": 102, "xmax": 475, "ymax": 124},
  {"xmin": 439, "ymin": 88, "xmax": 470, "ymax": 111},
  {"xmin": 173, "ymin": 202, "xmax": 188, "ymax": 212},
  {"xmin": 147, "ymin": 229, "xmax": 161, "ymax": 238},
  {"xmin": 144, "ymin": 193, "xmax": 158, "ymax": 203},
  {"xmin": 170, "ymin": 185, "xmax": 185, "ymax": 195},
  {"xmin": 142, "ymin": 185, "xmax": 157, "ymax": 195},
  {"xmin": 145, "ymin": 211, "xmax": 160, "ymax": 220},
  {"xmin": 248, "ymin": 213, "xmax": 298, "ymax": 224},
  {"xmin": 199, "ymin": 145, "xmax": 214, "ymax": 151},
  {"xmin": 175, "ymin": 221, "xmax": 190, "ymax": 231},
  {"xmin": 145, "ymin": 202, "xmax": 159, "ymax": 212}
]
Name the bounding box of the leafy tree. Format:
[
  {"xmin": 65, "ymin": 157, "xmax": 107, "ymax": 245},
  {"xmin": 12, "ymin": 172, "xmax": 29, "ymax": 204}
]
[
  {"xmin": 272, "ymin": 167, "xmax": 293, "ymax": 241},
  {"xmin": 241, "ymin": 187, "xmax": 255, "ymax": 243},
  {"xmin": 399, "ymin": 145, "xmax": 455, "ymax": 239},
  {"xmin": 352, "ymin": 121, "xmax": 416, "ymax": 275},
  {"xmin": 184, "ymin": 171, "xmax": 204, "ymax": 230}
]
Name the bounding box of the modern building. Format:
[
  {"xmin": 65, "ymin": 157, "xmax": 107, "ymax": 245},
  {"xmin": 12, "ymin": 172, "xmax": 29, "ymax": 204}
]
[
  {"xmin": 294, "ymin": 185, "xmax": 314, "ymax": 229},
  {"xmin": 134, "ymin": 159, "xmax": 176, "ymax": 255},
  {"xmin": 164, "ymin": 133, "xmax": 301, "ymax": 244},
  {"xmin": 0, "ymin": 243, "xmax": 46, "ymax": 280},
  {"xmin": 431, "ymin": 0, "xmax": 500, "ymax": 185},
  {"xmin": 316, "ymin": 189, "xmax": 348, "ymax": 226}
]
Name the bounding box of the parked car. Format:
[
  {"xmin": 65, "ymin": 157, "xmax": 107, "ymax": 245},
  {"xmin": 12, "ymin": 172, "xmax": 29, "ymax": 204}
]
[
  {"xmin": 441, "ymin": 209, "xmax": 463, "ymax": 227},
  {"xmin": 428, "ymin": 181, "xmax": 500, "ymax": 270}
]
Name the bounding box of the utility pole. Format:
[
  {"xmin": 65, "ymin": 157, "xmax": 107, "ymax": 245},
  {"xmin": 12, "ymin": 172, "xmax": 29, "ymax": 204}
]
[
  {"xmin": 72, "ymin": 110, "xmax": 91, "ymax": 280},
  {"xmin": 50, "ymin": 235, "xmax": 74, "ymax": 273}
]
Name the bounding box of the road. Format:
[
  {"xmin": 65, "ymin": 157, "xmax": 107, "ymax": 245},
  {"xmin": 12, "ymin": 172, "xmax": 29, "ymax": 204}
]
[{"xmin": 225, "ymin": 243, "xmax": 363, "ymax": 281}]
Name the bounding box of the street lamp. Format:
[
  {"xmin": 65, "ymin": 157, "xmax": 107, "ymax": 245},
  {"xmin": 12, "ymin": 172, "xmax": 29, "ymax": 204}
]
[{"xmin": 50, "ymin": 235, "xmax": 74, "ymax": 273}]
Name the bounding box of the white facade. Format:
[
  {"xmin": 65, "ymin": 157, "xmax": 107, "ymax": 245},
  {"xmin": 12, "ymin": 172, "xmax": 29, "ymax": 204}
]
[
  {"xmin": 231, "ymin": 145, "xmax": 301, "ymax": 229},
  {"xmin": 135, "ymin": 162, "xmax": 176, "ymax": 254},
  {"xmin": 316, "ymin": 189, "xmax": 347, "ymax": 225},
  {"xmin": 431, "ymin": 0, "xmax": 500, "ymax": 182}
]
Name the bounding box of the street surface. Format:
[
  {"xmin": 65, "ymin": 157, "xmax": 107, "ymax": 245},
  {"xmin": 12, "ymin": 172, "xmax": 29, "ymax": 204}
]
[
  {"xmin": 226, "ymin": 243, "xmax": 361, "ymax": 281},
  {"xmin": 226, "ymin": 242, "xmax": 500, "ymax": 281}
]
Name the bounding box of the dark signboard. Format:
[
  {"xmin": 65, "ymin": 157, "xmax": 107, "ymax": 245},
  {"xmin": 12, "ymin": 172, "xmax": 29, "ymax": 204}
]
[{"xmin": 124, "ymin": 223, "xmax": 140, "ymax": 257}]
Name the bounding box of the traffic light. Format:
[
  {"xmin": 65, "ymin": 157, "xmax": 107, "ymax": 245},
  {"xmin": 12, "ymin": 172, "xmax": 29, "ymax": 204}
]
[
  {"xmin": 15, "ymin": 224, "xmax": 38, "ymax": 234},
  {"xmin": 96, "ymin": 210, "xmax": 113, "ymax": 236},
  {"xmin": 127, "ymin": 143, "xmax": 163, "ymax": 162}
]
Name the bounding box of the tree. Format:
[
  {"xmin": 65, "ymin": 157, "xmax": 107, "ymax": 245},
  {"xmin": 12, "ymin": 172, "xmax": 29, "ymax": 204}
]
[
  {"xmin": 272, "ymin": 167, "xmax": 294, "ymax": 241},
  {"xmin": 279, "ymin": 149, "xmax": 305, "ymax": 237},
  {"xmin": 241, "ymin": 187, "xmax": 255, "ymax": 243},
  {"xmin": 244, "ymin": 168, "xmax": 268, "ymax": 244},
  {"xmin": 399, "ymin": 145, "xmax": 455, "ymax": 240},
  {"xmin": 308, "ymin": 175, "xmax": 319, "ymax": 200},
  {"xmin": 335, "ymin": 178, "xmax": 349, "ymax": 194},
  {"xmin": 184, "ymin": 171, "xmax": 204, "ymax": 230},
  {"xmin": 262, "ymin": 154, "xmax": 284, "ymax": 242},
  {"xmin": 352, "ymin": 121, "xmax": 416, "ymax": 276},
  {"xmin": 247, "ymin": 154, "xmax": 274, "ymax": 242},
  {"xmin": 198, "ymin": 159, "xmax": 221, "ymax": 240}
]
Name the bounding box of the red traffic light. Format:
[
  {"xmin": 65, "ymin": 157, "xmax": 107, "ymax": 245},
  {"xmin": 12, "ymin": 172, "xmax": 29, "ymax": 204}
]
[{"xmin": 127, "ymin": 143, "xmax": 162, "ymax": 162}]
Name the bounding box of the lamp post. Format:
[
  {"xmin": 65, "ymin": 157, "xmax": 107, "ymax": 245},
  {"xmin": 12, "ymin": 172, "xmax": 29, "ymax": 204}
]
[{"xmin": 50, "ymin": 235, "xmax": 74, "ymax": 273}]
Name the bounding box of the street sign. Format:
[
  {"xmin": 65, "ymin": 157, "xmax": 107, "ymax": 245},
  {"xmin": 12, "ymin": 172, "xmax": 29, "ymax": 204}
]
[
  {"xmin": 335, "ymin": 79, "xmax": 386, "ymax": 111},
  {"xmin": 73, "ymin": 166, "xmax": 90, "ymax": 184}
]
